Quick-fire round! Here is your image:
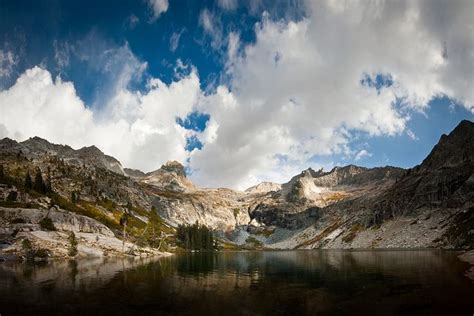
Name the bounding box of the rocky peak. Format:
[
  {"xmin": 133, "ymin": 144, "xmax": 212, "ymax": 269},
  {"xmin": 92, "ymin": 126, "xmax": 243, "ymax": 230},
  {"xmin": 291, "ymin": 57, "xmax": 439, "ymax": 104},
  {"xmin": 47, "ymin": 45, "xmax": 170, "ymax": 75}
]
[
  {"xmin": 77, "ymin": 145, "xmax": 103, "ymax": 156},
  {"xmin": 301, "ymin": 167, "xmax": 324, "ymax": 178},
  {"xmin": 0, "ymin": 138, "xmax": 19, "ymax": 150},
  {"xmin": 142, "ymin": 161, "xmax": 194, "ymax": 192},
  {"xmin": 245, "ymin": 181, "xmax": 282, "ymax": 194},
  {"xmin": 1, "ymin": 136, "xmax": 125, "ymax": 175},
  {"xmin": 311, "ymin": 165, "xmax": 366, "ymax": 187},
  {"xmin": 160, "ymin": 160, "xmax": 186, "ymax": 178},
  {"xmin": 21, "ymin": 136, "xmax": 71, "ymax": 154},
  {"xmin": 420, "ymin": 119, "xmax": 474, "ymax": 170}
]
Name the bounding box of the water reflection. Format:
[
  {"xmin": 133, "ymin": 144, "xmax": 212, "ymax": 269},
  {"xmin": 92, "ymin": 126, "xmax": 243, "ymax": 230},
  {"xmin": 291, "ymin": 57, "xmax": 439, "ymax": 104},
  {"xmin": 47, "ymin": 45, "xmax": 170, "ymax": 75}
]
[{"xmin": 0, "ymin": 250, "xmax": 473, "ymax": 315}]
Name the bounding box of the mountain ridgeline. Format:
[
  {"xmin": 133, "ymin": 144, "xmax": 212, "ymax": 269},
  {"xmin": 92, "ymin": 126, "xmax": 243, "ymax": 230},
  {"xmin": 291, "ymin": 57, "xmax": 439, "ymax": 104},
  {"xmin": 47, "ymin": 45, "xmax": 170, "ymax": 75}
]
[{"xmin": 0, "ymin": 120, "xmax": 473, "ymax": 257}]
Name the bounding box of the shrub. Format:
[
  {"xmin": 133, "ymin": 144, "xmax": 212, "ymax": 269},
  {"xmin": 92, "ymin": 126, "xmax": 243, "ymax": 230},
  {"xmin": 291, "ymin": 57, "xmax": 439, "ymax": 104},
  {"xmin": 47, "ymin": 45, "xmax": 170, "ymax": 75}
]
[
  {"xmin": 22, "ymin": 238, "xmax": 32, "ymax": 251},
  {"xmin": 39, "ymin": 217, "xmax": 56, "ymax": 231},
  {"xmin": 24, "ymin": 172, "xmax": 32, "ymax": 190},
  {"xmin": 6, "ymin": 191, "xmax": 18, "ymax": 202},
  {"xmin": 67, "ymin": 231, "xmax": 78, "ymax": 257},
  {"xmin": 245, "ymin": 236, "xmax": 263, "ymax": 248},
  {"xmin": 21, "ymin": 238, "xmax": 34, "ymax": 261},
  {"xmin": 34, "ymin": 248, "xmax": 50, "ymax": 259}
]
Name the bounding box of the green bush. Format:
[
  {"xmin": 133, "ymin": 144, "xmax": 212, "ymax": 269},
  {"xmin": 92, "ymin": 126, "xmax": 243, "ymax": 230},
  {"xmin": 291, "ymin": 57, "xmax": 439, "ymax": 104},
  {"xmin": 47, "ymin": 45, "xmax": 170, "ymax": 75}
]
[
  {"xmin": 22, "ymin": 238, "xmax": 32, "ymax": 251},
  {"xmin": 39, "ymin": 217, "xmax": 56, "ymax": 231},
  {"xmin": 68, "ymin": 231, "xmax": 78, "ymax": 257},
  {"xmin": 34, "ymin": 248, "xmax": 50, "ymax": 259}
]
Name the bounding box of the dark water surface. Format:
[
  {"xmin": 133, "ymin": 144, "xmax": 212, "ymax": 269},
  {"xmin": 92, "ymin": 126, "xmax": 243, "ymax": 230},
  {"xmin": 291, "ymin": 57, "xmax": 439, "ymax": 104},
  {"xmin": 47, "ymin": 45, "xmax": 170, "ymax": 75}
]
[{"xmin": 0, "ymin": 250, "xmax": 473, "ymax": 315}]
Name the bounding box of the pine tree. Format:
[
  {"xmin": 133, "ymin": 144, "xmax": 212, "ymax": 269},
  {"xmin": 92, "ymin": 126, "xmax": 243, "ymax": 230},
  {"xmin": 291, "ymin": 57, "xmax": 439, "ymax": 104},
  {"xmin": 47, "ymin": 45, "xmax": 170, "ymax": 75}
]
[
  {"xmin": 45, "ymin": 169, "xmax": 52, "ymax": 192},
  {"xmin": 33, "ymin": 168, "xmax": 46, "ymax": 193},
  {"xmin": 25, "ymin": 172, "xmax": 33, "ymax": 190},
  {"xmin": 120, "ymin": 213, "xmax": 129, "ymax": 253}
]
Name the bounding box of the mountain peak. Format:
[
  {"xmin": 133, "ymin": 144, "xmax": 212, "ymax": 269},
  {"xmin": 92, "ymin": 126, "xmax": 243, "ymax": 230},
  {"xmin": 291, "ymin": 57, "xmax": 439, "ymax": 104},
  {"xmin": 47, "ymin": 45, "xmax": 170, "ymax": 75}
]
[
  {"xmin": 160, "ymin": 160, "xmax": 186, "ymax": 178},
  {"xmin": 421, "ymin": 119, "xmax": 474, "ymax": 170}
]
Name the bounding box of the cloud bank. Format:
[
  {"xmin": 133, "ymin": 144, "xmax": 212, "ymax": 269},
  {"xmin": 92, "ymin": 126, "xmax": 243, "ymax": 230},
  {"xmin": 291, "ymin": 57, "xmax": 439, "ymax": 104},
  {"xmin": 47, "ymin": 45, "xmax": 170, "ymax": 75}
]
[{"xmin": 0, "ymin": 0, "xmax": 473, "ymax": 190}]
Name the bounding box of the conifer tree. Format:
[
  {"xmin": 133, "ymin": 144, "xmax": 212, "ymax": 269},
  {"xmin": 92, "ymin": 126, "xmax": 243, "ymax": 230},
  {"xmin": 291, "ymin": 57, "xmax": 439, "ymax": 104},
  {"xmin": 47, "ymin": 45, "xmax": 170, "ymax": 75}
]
[
  {"xmin": 25, "ymin": 172, "xmax": 33, "ymax": 190},
  {"xmin": 33, "ymin": 168, "xmax": 46, "ymax": 193}
]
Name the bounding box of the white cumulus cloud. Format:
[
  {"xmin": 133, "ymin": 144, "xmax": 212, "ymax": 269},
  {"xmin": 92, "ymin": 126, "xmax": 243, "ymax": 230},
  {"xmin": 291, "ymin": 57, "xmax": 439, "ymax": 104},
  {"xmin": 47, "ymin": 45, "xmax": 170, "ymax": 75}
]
[
  {"xmin": 148, "ymin": 0, "xmax": 169, "ymax": 21},
  {"xmin": 0, "ymin": 65, "xmax": 200, "ymax": 173},
  {"xmin": 354, "ymin": 150, "xmax": 372, "ymax": 161}
]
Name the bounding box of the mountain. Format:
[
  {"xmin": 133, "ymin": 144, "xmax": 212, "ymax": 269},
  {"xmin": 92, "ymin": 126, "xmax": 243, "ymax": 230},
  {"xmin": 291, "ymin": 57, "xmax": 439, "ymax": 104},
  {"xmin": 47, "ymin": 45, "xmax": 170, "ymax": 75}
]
[
  {"xmin": 0, "ymin": 120, "xmax": 473, "ymax": 259},
  {"xmin": 263, "ymin": 120, "xmax": 474, "ymax": 249},
  {"xmin": 1, "ymin": 137, "xmax": 125, "ymax": 175},
  {"xmin": 245, "ymin": 182, "xmax": 282, "ymax": 194}
]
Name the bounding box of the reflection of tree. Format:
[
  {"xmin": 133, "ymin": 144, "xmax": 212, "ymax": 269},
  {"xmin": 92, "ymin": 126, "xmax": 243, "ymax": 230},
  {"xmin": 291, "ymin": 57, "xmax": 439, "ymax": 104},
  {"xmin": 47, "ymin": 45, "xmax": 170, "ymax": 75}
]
[
  {"xmin": 68, "ymin": 260, "xmax": 78, "ymax": 287},
  {"xmin": 176, "ymin": 252, "xmax": 217, "ymax": 276}
]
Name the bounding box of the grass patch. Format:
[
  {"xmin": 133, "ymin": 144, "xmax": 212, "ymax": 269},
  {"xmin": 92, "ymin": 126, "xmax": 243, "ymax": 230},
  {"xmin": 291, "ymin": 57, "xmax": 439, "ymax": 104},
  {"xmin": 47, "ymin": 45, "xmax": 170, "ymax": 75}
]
[
  {"xmin": 325, "ymin": 192, "xmax": 347, "ymax": 203},
  {"xmin": 342, "ymin": 224, "xmax": 363, "ymax": 243}
]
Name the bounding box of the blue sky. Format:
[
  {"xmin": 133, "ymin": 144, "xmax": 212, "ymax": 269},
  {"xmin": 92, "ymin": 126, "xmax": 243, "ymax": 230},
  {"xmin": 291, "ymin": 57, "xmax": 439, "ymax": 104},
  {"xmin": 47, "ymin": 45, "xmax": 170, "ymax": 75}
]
[{"xmin": 0, "ymin": 0, "xmax": 473, "ymax": 189}]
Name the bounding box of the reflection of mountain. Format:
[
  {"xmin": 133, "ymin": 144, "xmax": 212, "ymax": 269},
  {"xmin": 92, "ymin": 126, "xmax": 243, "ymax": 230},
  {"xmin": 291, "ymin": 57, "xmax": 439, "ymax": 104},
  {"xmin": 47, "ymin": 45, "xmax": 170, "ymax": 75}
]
[
  {"xmin": 0, "ymin": 257, "xmax": 157, "ymax": 292},
  {"xmin": 0, "ymin": 251, "xmax": 473, "ymax": 315}
]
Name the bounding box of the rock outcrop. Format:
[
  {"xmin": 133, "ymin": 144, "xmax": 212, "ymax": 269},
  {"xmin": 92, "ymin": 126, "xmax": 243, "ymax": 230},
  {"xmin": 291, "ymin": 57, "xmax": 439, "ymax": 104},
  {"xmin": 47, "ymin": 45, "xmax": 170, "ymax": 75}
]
[{"xmin": 142, "ymin": 161, "xmax": 195, "ymax": 193}]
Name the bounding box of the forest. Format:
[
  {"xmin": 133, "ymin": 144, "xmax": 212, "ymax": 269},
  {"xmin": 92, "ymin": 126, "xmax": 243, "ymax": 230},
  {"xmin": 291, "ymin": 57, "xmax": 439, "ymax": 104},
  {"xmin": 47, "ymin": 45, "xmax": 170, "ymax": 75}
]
[{"xmin": 176, "ymin": 222, "xmax": 215, "ymax": 251}]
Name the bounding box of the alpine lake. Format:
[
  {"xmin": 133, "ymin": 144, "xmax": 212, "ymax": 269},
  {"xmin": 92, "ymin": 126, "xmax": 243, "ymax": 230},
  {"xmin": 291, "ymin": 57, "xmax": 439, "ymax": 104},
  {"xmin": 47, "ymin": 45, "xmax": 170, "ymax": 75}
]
[{"xmin": 1, "ymin": 250, "xmax": 473, "ymax": 315}]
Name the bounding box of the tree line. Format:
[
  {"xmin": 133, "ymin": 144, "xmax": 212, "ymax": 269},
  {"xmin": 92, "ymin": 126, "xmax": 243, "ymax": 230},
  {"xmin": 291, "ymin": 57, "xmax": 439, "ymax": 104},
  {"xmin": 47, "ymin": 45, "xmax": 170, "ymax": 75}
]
[{"xmin": 176, "ymin": 222, "xmax": 215, "ymax": 251}]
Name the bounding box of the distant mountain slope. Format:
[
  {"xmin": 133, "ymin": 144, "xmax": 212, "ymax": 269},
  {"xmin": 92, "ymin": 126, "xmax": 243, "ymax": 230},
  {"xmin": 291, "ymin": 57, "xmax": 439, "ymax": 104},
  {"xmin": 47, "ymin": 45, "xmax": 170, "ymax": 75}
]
[{"xmin": 0, "ymin": 137, "xmax": 125, "ymax": 175}]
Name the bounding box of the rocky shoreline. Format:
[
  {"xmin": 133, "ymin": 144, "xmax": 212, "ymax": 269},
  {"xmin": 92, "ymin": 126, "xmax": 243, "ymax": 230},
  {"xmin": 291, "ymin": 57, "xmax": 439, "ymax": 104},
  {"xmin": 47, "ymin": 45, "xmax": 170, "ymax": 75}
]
[{"xmin": 0, "ymin": 207, "xmax": 171, "ymax": 261}]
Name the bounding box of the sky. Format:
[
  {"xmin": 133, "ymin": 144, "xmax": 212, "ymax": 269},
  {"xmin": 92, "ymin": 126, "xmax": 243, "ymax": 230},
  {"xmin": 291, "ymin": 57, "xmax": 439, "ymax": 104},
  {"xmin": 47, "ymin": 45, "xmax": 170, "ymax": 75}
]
[{"xmin": 0, "ymin": 0, "xmax": 473, "ymax": 190}]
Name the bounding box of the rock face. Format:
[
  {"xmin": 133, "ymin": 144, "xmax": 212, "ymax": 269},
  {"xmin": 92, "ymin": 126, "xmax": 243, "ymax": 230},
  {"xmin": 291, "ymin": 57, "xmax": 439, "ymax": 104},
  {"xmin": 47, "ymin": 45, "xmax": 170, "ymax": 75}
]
[
  {"xmin": 0, "ymin": 207, "xmax": 114, "ymax": 237},
  {"xmin": 0, "ymin": 207, "xmax": 167, "ymax": 258},
  {"xmin": 247, "ymin": 164, "xmax": 404, "ymax": 229},
  {"xmin": 124, "ymin": 168, "xmax": 146, "ymax": 179}
]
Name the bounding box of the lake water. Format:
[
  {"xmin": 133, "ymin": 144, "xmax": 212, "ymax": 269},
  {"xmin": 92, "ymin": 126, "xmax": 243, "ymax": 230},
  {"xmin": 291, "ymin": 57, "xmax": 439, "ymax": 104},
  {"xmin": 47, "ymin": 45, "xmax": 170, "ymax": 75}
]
[{"xmin": 0, "ymin": 250, "xmax": 473, "ymax": 315}]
